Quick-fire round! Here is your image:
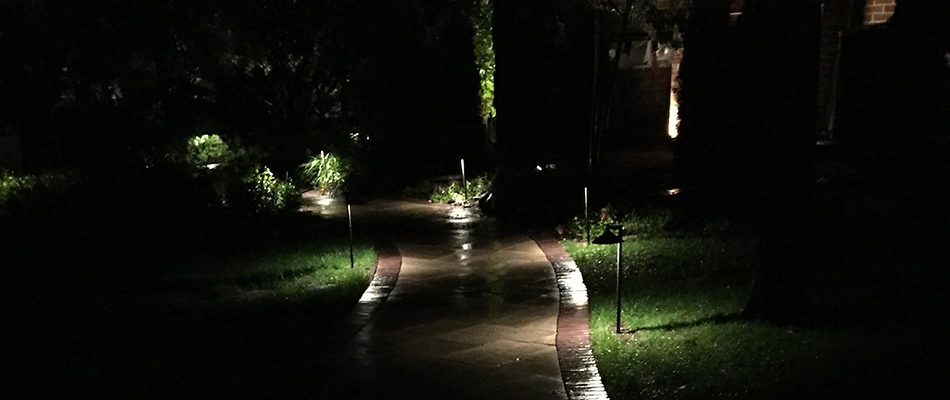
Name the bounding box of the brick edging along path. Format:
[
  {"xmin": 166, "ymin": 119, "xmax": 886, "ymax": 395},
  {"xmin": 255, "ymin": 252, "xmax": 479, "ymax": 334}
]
[
  {"xmin": 532, "ymin": 233, "xmax": 611, "ymax": 400},
  {"xmin": 339, "ymin": 238, "xmax": 402, "ymax": 340}
]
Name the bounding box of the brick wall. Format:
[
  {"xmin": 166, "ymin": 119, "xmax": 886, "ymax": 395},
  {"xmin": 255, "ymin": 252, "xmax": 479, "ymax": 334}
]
[{"xmin": 864, "ymin": 0, "xmax": 896, "ymax": 24}]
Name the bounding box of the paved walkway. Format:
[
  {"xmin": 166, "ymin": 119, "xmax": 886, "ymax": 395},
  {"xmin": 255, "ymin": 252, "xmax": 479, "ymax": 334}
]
[{"xmin": 304, "ymin": 196, "xmax": 606, "ymax": 400}]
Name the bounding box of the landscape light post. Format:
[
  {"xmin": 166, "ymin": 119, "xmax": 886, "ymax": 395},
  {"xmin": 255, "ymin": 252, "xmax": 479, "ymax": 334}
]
[
  {"xmin": 584, "ymin": 186, "xmax": 591, "ymax": 245},
  {"xmin": 347, "ymin": 203, "xmax": 355, "ymax": 269},
  {"xmin": 460, "ymin": 158, "xmax": 468, "ymax": 203},
  {"xmin": 593, "ymin": 224, "xmax": 624, "ymax": 334}
]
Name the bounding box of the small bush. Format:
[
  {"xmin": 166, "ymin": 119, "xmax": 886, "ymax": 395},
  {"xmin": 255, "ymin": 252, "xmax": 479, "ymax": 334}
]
[
  {"xmin": 429, "ymin": 174, "xmax": 492, "ymax": 204},
  {"xmin": 1, "ymin": 170, "xmax": 78, "ymax": 218},
  {"xmin": 620, "ymin": 208, "xmax": 672, "ymax": 236},
  {"xmin": 557, "ymin": 206, "xmax": 673, "ymax": 240},
  {"xmin": 228, "ymin": 167, "xmax": 300, "ymax": 214},
  {"xmin": 556, "ymin": 204, "xmax": 620, "ymax": 241},
  {"xmin": 185, "ymin": 134, "xmax": 231, "ymax": 166},
  {"xmin": 297, "ymin": 152, "xmax": 350, "ymax": 195},
  {"xmin": 0, "ymin": 170, "xmax": 37, "ymax": 205},
  {"xmin": 429, "ymin": 184, "xmax": 463, "ymax": 204}
]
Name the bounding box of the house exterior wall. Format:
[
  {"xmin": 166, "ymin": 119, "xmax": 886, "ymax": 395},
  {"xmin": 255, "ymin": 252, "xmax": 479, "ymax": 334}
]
[
  {"xmin": 613, "ymin": 0, "xmax": 894, "ymax": 148},
  {"xmin": 864, "ymin": 0, "xmax": 896, "ymax": 24},
  {"xmin": 610, "ymin": 64, "xmax": 673, "ymax": 148}
]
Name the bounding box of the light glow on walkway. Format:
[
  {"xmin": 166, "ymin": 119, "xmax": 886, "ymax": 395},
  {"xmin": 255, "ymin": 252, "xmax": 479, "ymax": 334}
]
[
  {"xmin": 551, "ymin": 251, "xmax": 610, "ymax": 399},
  {"xmin": 448, "ymin": 206, "xmax": 474, "ymax": 224}
]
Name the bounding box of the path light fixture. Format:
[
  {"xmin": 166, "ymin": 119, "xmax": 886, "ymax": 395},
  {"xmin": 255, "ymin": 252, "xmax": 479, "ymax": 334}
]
[
  {"xmin": 347, "ymin": 203, "xmax": 355, "ymax": 269},
  {"xmin": 460, "ymin": 158, "xmax": 468, "ymax": 204},
  {"xmin": 584, "ymin": 187, "xmax": 591, "ymax": 245},
  {"xmin": 593, "ymin": 224, "xmax": 624, "ymax": 334}
]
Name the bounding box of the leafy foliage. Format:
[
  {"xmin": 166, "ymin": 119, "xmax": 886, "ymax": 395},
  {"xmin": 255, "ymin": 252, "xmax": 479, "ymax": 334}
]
[
  {"xmin": 557, "ymin": 205, "xmax": 674, "ymax": 241},
  {"xmin": 468, "ymin": 0, "xmax": 496, "ymax": 122},
  {"xmin": 184, "ymin": 134, "xmax": 231, "ymax": 166},
  {"xmin": 557, "ymin": 204, "xmax": 619, "ymax": 241},
  {"xmin": 1, "ymin": 1, "xmax": 362, "ymax": 174},
  {"xmin": 428, "ymin": 174, "xmax": 492, "ymax": 204},
  {"xmin": 0, "ymin": 170, "xmax": 37, "ymax": 205},
  {"xmin": 620, "ymin": 208, "xmax": 672, "ymax": 236},
  {"xmin": 589, "ymin": 0, "xmax": 690, "ymax": 37},
  {"xmin": 0, "ymin": 170, "xmax": 77, "ymax": 218},
  {"xmin": 297, "ymin": 152, "xmax": 351, "ymax": 195},
  {"xmin": 190, "ymin": 0, "xmax": 360, "ymax": 168},
  {"xmin": 227, "ymin": 167, "xmax": 300, "ymax": 215}
]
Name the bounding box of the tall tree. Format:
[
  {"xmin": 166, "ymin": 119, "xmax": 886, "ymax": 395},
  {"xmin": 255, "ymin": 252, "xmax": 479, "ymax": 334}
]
[
  {"xmin": 737, "ymin": 0, "xmax": 822, "ymax": 323},
  {"xmin": 673, "ymin": 0, "xmax": 754, "ymax": 201},
  {"xmin": 468, "ymin": 0, "xmax": 497, "ymax": 159},
  {"xmin": 191, "ymin": 0, "xmax": 359, "ymax": 173},
  {"xmin": 0, "ymin": 0, "xmax": 202, "ymax": 170},
  {"xmin": 588, "ymin": 0, "xmax": 646, "ymax": 168},
  {"xmin": 1, "ymin": 0, "xmax": 363, "ymax": 175}
]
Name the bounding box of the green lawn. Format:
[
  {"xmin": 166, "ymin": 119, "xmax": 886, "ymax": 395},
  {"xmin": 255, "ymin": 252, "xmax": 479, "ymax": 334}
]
[
  {"xmin": 6, "ymin": 211, "xmax": 380, "ymax": 398},
  {"xmin": 165, "ymin": 232, "xmax": 376, "ymax": 302},
  {"xmin": 564, "ymin": 237, "xmax": 949, "ymax": 399}
]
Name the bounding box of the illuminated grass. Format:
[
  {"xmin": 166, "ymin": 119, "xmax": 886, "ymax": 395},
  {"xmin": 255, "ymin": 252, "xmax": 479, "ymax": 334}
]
[
  {"xmin": 590, "ymin": 319, "xmax": 838, "ymax": 399},
  {"xmin": 177, "ymin": 240, "xmax": 375, "ymax": 285},
  {"xmin": 129, "ymin": 214, "xmax": 382, "ymax": 302},
  {"xmin": 564, "ymin": 238, "xmax": 754, "ymax": 335},
  {"xmin": 155, "ymin": 239, "xmax": 377, "ymax": 305},
  {"xmin": 563, "ymin": 238, "xmax": 949, "ymax": 399}
]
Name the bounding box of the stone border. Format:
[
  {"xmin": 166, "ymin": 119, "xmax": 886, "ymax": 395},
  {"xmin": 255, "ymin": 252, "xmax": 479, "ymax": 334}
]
[
  {"xmin": 339, "ymin": 238, "xmax": 402, "ymax": 339},
  {"xmin": 532, "ymin": 233, "xmax": 610, "ymax": 400}
]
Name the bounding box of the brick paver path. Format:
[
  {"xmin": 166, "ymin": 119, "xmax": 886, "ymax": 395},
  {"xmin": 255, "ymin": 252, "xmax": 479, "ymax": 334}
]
[{"xmin": 305, "ymin": 197, "xmax": 606, "ymax": 400}]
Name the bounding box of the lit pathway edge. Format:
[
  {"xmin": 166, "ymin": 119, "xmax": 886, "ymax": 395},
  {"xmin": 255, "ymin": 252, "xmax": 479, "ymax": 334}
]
[
  {"xmin": 340, "ymin": 238, "xmax": 402, "ymax": 339},
  {"xmin": 532, "ymin": 233, "xmax": 611, "ymax": 400}
]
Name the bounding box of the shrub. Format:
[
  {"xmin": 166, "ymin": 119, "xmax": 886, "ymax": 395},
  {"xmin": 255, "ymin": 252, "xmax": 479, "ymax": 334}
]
[
  {"xmin": 557, "ymin": 206, "xmax": 673, "ymax": 241},
  {"xmin": 297, "ymin": 152, "xmax": 350, "ymax": 195},
  {"xmin": 429, "ymin": 174, "xmax": 492, "ymax": 204},
  {"xmin": 620, "ymin": 208, "xmax": 672, "ymax": 236},
  {"xmin": 1, "ymin": 170, "xmax": 77, "ymax": 218},
  {"xmin": 429, "ymin": 184, "xmax": 462, "ymax": 204},
  {"xmin": 0, "ymin": 170, "xmax": 37, "ymax": 205},
  {"xmin": 556, "ymin": 204, "xmax": 619, "ymax": 241},
  {"xmin": 185, "ymin": 134, "xmax": 231, "ymax": 166},
  {"xmin": 228, "ymin": 167, "xmax": 300, "ymax": 214}
]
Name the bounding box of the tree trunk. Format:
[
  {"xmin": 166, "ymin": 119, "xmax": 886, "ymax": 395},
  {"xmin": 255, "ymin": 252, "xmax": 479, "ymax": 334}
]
[
  {"xmin": 592, "ymin": 3, "xmax": 633, "ymax": 167},
  {"xmin": 740, "ymin": 0, "xmax": 821, "ymax": 324},
  {"xmin": 588, "ymin": 8, "xmax": 600, "ymax": 177}
]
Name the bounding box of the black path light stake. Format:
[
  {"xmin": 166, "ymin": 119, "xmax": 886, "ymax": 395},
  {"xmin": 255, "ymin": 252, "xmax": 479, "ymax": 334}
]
[
  {"xmin": 584, "ymin": 187, "xmax": 591, "ymax": 245},
  {"xmin": 460, "ymin": 158, "xmax": 468, "ymax": 203},
  {"xmin": 593, "ymin": 224, "xmax": 624, "ymax": 334},
  {"xmin": 347, "ymin": 203, "xmax": 355, "ymax": 269}
]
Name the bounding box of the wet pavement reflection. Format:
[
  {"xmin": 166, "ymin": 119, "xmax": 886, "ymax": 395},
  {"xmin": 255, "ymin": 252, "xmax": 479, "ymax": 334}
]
[{"xmin": 315, "ymin": 198, "xmax": 567, "ymax": 400}]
